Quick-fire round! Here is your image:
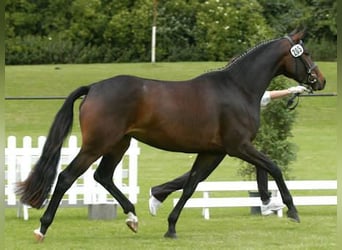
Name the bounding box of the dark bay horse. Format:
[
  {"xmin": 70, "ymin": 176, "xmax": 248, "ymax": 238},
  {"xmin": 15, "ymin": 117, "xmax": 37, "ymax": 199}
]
[{"xmin": 17, "ymin": 30, "xmax": 325, "ymax": 241}]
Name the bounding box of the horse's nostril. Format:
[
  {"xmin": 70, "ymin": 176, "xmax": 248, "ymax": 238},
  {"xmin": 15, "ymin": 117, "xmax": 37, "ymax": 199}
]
[{"xmin": 322, "ymin": 79, "xmax": 326, "ymax": 88}]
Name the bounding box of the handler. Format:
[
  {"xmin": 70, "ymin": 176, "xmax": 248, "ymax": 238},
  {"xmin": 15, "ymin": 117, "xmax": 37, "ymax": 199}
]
[{"xmin": 149, "ymin": 85, "xmax": 308, "ymax": 216}]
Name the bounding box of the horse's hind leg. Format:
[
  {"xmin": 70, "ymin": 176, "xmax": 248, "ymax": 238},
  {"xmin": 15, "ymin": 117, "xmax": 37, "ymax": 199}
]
[
  {"xmin": 93, "ymin": 137, "xmax": 138, "ymax": 232},
  {"xmin": 35, "ymin": 150, "xmax": 99, "ymax": 241},
  {"xmin": 165, "ymin": 153, "xmax": 225, "ymax": 239}
]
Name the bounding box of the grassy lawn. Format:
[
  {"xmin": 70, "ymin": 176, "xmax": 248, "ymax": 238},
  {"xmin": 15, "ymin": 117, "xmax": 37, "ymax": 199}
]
[
  {"xmin": 4, "ymin": 62, "xmax": 337, "ymax": 249},
  {"xmin": 4, "ymin": 206, "xmax": 336, "ymax": 250}
]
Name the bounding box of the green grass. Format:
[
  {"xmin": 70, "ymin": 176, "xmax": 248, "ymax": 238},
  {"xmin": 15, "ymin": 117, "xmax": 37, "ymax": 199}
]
[
  {"xmin": 4, "ymin": 62, "xmax": 337, "ymax": 249},
  {"xmin": 4, "ymin": 206, "xmax": 336, "ymax": 250}
]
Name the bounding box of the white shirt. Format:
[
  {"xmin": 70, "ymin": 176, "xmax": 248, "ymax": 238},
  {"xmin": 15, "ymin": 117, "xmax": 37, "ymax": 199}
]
[{"xmin": 260, "ymin": 91, "xmax": 271, "ymax": 107}]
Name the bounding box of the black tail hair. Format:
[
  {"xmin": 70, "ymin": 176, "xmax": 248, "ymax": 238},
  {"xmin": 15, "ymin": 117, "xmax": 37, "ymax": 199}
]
[{"xmin": 16, "ymin": 86, "xmax": 89, "ymax": 208}]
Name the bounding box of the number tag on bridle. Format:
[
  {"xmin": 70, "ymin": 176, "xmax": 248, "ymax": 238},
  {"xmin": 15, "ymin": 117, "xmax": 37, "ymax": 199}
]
[{"xmin": 290, "ymin": 44, "xmax": 304, "ymax": 58}]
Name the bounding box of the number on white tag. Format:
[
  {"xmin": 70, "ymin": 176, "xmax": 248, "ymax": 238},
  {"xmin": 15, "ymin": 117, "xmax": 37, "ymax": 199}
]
[{"xmin": 290, "ymin": 44, "xmax": 304, "ymax": 57}]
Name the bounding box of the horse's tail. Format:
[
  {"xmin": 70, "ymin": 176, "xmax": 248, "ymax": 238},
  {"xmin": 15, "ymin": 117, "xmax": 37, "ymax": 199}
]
[{"xmin": 16, "ymin": 86, "xmax": 90, "ymax": 208}]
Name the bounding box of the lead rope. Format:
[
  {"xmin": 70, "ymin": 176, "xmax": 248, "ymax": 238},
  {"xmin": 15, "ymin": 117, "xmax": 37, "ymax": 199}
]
[{"xmin": 286, "ymin": 93, "xmax": 300, "ymax": 111}]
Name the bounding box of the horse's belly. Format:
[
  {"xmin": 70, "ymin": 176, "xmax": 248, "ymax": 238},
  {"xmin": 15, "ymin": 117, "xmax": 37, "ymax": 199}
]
[{"xmin": 129, "ymin": 128, "xmax": 224, "ymax": 153}]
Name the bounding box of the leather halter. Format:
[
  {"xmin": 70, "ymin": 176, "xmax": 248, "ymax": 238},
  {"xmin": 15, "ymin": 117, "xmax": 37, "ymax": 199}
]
[{"xmin": 284, "ymin": 35, "xmax": 318, "ymax": 88}]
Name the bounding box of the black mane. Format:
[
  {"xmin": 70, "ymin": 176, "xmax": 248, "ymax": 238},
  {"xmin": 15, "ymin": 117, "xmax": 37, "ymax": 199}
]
[{"xmin": 208, "ymin": 38, "xmax": 280, "ymax": 73}]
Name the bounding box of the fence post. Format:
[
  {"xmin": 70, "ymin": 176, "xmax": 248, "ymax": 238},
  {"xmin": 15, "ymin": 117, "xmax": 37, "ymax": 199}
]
[
  {"xmin": 6, "ymin": 136, "xmax": 17, "ymax": 205},
  {"xmin": 19, "ymin": 136, "xmax": 34, "ymax": 220}
]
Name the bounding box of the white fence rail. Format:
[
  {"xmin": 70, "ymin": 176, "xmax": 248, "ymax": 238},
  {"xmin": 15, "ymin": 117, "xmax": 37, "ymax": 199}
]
[
  {"xmin": 173, "ymin": 180, "xmax": 337, "ymax": 220},
  {"xmin": 5, "ymin": 136, "xmax": 140, "ymax": 220}
]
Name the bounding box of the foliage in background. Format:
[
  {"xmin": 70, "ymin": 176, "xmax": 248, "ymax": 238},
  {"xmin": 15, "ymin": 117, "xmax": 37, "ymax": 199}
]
[
  {"xmin": 156, "ymin": 0, "xmax": 273, "ymax": 61},
  {"xmin": 194, "ymin": 0, "xmax": 273, "ymax": 61},
  {"xmin": 5, "ymin": 0, "xmax": 336, "ymax": 64},
  {"xmin": 238, "ymin": 77, "xmax": 298, "ymax": 180},
  {"xmin": 258, "ymin": 0, "xmax": 337, "ymax": 61},
  {"xmin": 5, "ymin": 0, "xmax": 153, "ymax": 64}
]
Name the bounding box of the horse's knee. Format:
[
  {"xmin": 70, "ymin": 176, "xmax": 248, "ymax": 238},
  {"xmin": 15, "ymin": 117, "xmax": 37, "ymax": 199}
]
[
  {"xmin": 93, "ymin": 169, "xmax": 109, "ymax": 185},
  {"xmin": 93, "ymin": 170, "xmax": 101, "ymax": 183},
  {"xmin": 55, "ymin": 171, "xmax": 74, "ymax": 192},
  {"xmin": 267, "ymin": 164, "xmax": 283, "ymax": 179}
]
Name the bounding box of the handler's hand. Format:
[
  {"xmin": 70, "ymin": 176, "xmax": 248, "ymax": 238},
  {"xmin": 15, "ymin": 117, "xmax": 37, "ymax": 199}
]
[{"xmin": 288, "ymin": 86, "xmax": 308, "ymax": 94}]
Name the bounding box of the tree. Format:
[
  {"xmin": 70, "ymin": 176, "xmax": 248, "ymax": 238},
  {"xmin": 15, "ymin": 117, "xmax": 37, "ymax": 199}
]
[
  {"xmin": 257, "ymin": 0, "xmax": 311, "ymax": 36},
  {"xmin": 304, "ymin": 0, "xmax": 337, "ymax": 60},
  {"xmin": 257, "ymin": 0, "xmax": 336, "ymax": 60},
  {"xmin": 303, "ymin": 0, "xmax": 336, "ymax": 41},
  {"xmin": 5, "ymin": 0, "xmax": 336, "ymax": 64},
  {"xmin": 194, "ymin": 0, "xmax": 274, "ymax": 61},
  {"xmin": 156, "ymin": 0, "xmax": 200, "ymax": 61},
  {"xmin": 5, "ymin": 0, "xmax": 42, "ymax": 38},
  {"xmin": 155, "ymin": 0, "xmax": 273, "ymax": 61},
  {"xmin": 103, "ymin": 0, "xmax": 152, "ymax": 62}
]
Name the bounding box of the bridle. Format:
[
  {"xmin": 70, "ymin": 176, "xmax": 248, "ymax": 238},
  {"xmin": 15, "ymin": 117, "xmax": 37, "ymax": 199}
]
[
  {"xmin": 284, "ymin": 35, "xmax": 318, "ymax": 91},
  {"xmin": 284, "ymin": 35, "xmax": 317, "ymax": 110}
]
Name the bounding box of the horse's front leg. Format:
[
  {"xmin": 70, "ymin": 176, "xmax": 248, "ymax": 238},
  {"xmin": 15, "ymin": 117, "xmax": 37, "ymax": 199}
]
[
  {"xmin": 235, "ymin": 142, "xmax": 299, "ymax": 222},
  {"xmin": 164, "ymin": 153, "xmax": 225, "ymax": 238}
]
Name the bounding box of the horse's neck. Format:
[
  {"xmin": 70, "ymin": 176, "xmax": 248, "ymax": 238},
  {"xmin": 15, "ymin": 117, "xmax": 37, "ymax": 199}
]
[{"xmin": 228, "ymin": 42, "xmax": 285, "ymax": 99}]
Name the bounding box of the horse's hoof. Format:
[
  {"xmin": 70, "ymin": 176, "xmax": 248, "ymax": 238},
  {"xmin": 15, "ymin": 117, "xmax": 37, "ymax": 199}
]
[
  {"xmin": 33, "ymin": 228, "xmax": 45, "ymax": 242},
  {"xmin": 287, "ymin": 210, "xmax": 300, "ymax": 223},
  {"xmin": 164, "ymin": 231, "xmax": 177, "ymax": 239},
  {"xmin": 126, "ymin": 220, "xmax": 138, "ymax": 233},
  {"xmin": 125, "ymin": 212, "xmax": 138, "ymax": 233}
]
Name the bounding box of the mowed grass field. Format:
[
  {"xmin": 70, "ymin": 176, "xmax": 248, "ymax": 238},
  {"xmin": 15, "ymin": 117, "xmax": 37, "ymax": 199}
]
[{"xmin": 4, "ymin": 62, "xmax": 337, "ymax": 249}]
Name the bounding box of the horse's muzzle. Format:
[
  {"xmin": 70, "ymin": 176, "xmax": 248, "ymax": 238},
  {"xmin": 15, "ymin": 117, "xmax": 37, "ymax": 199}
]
[
  {"xmin": 310, "ymin": 75, "xmax": 326, "ymax": 91},
  {"xmin": 316, "ymin": 78, "xmax": 326, "ymax": 90}
]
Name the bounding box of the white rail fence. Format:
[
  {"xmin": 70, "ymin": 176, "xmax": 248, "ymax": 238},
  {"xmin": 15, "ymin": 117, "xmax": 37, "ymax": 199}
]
[
  {"xmin": 173, "ymin": 180, "xmax": 337, "ymax": 220},
  {"xmin": 5, "ymin": 136, "xmax": 140, "ymax": 220}
]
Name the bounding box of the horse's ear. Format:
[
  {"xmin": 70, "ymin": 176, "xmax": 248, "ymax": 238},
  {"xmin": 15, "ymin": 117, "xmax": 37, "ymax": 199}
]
[{"xmin": 289, "ymin": 27, "xmax": 307, "ymax": 43}]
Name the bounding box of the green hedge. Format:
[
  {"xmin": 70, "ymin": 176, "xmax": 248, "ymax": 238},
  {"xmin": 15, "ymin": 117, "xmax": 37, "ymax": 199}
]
[{"xmin": 5, "ymin": 0, "xmax": 336, "ymax": 64}]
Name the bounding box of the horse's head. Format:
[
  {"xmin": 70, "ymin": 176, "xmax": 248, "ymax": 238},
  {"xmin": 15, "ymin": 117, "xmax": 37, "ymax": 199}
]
[{"xmin": 282, "ymin": 29, "xmax": 326, "ymax": 91}]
